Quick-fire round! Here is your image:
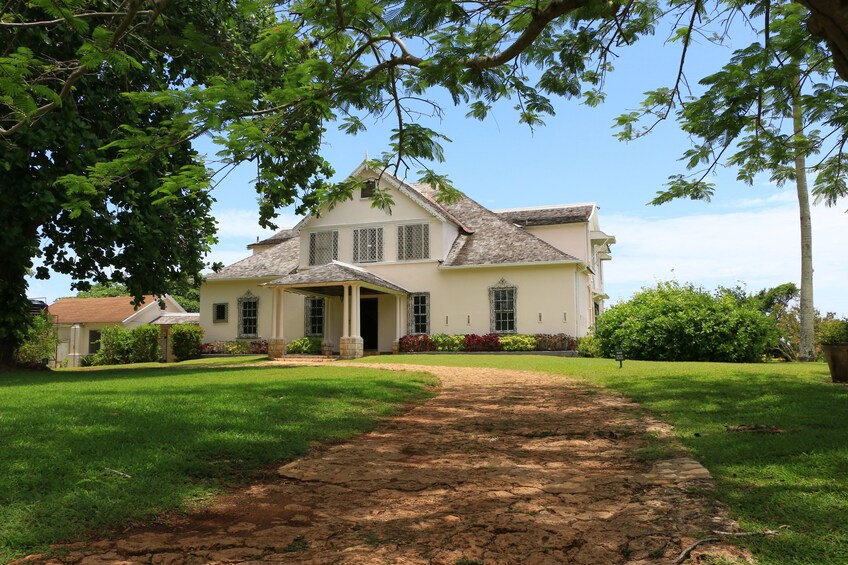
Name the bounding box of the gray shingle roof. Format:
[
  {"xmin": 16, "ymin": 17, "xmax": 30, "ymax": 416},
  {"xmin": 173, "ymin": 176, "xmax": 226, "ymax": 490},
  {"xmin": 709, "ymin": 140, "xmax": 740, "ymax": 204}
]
[
  {"xmin": 412, "ymin": 185, "xmax": 581, "ymax": 267},
  {"xmin": 151, "ymin": 313, "xmax": 200, "ymax": 325},
  {"xmin": 265, "ymin": 261, "xmax": 409, "ymax": 294},
  {"xmin": 495, "ymin": 205, "xmax": 594, "ymax": 226},
  {"xmin": 206, "ymin": 236, "xmax": 300, "ymax": 280},
  {"xmin": 247, "ymin": 227, "xmax": 299, "ymax": 248}
]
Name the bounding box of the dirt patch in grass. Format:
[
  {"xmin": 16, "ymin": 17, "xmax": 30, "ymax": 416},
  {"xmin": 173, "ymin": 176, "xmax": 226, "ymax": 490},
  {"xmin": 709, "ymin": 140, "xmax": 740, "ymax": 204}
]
[{"xmin": 17, "ymin": 363, "xmax": 751, "ymax": 564}]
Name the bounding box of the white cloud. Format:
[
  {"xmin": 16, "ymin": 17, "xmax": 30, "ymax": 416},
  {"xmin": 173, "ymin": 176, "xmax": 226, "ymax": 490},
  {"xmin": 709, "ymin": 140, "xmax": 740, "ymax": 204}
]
[
  {"xmin": 603, "ymin": 200, "xmax": 848, "ymax": 315},
  {"xmin": 214, "ymin": 210, "xmax": 302, "ymax": 238}
]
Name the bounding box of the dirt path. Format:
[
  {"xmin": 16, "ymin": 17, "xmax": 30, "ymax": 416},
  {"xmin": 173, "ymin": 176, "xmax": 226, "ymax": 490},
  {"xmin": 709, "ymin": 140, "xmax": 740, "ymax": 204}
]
[{"xmin": 19, "ymin": 363, "xmax": 749, "ymax": 565}]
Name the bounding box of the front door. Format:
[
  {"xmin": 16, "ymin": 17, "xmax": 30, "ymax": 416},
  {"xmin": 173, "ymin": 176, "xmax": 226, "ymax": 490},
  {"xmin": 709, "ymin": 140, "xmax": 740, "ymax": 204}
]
[{"xmin": 361, "ymin": 298, "xmax": 378, "ymax": 350}]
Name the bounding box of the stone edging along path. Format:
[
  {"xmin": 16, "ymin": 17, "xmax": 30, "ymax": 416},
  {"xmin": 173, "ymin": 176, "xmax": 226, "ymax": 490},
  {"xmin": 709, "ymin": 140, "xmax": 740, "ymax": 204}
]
[{"xmin": 18, "ymin": 362, "xmax": 751, "ymax": 565}]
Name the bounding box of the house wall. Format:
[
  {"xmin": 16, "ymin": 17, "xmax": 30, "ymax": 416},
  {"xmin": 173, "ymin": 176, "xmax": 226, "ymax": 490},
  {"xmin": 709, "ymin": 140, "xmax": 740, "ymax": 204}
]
[
  {"xmin": 298, "ymin": 175, "xmax": 449, "ymax": 268},
  {"xmin": 199, "ymin": 279, "xmax": 305, "ymax": 343},
  {"xmin": 56, "ymin": 322, "xmax": 121, "ymax": 367}
]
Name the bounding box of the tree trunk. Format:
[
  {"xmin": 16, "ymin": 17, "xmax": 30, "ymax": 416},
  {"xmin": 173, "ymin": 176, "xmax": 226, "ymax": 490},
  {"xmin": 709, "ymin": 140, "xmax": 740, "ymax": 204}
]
[
  {"xmin": 791, "ymin": 65, "xmax": 816, "ymax": 362},
  {"xmin": 0, "ymin": 215, "xmax": 41, "ymax": 370}
]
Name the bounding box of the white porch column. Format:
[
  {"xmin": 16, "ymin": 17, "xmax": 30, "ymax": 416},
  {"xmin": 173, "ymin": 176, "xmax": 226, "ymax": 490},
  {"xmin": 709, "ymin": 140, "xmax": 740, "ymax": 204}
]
[
  {"xmin": 352, "ymin": 284, "xmax": 361, "ymax": 337},
  {"xmin": 340, "ymin": 284, "xmax": 364, "ymax": 359},
  {"xmin": 395, "ymin": 295, "xmax": 402, "ymax": 340},
  {"xmin": 268, "ymin": 287, "xmax": 287, "ymax": 358},
  {"xmin": 342, "ymin": 284, "xmax": 350, "ymax": 338}
]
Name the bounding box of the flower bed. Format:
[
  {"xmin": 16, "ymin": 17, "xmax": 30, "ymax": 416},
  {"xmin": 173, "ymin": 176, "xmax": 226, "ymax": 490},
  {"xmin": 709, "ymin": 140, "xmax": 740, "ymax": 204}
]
[
  {"xmin": 201, "ymin": 340, "xmax": 268, "ymax": 355},
  {"xmin": 399, "ymin": 333, "xmax": 577, "ymax": 353}
]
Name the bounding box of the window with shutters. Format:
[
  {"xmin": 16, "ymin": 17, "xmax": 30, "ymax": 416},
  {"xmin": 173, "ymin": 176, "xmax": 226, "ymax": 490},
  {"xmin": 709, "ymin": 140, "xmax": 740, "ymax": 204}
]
[
  {"xmin": 408, "ymin": 293, "xmax": 430, "ymax": 334},
  {"xmin": 238, "ymin": 291, "xmax": 259, "ymax": 338},
  {"xmin": 397, "ymin": 224, "xmax": 430, "ymax": 261},
  {"xmin": 304, "ymin": 297, "xmax": 325, "ymax": 337},
  {"xmin": 212, "ymin": 303, "xmax": 228, "ymax": 323},
  {"xmin": 489, "ymin": 280, "xmax": 517, "ymax": 334},
  {"xmin": 309, "ymin": 230, "xmax": 338, "ymax": 266},
  {"xmin": 353, "ymin": 227, "xmax": 383, "ymax": 263}
]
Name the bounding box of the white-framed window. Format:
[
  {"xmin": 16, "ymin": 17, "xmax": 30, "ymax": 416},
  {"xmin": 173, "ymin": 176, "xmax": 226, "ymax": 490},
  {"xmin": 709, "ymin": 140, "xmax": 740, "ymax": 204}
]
[
  {"xmin": 212, "ymin": 303, "xmax": 228, "ymax": 323},
  {"xmin": 408, "ymin": 292, "xmax": 430, "ymax": 334},
  {"xmin": 489, "ymin": 279, "xmax": 516, "ymax": 334},
  {"xmin": 309, "ymin": 230, "xmax": 338, "ymax": 266},
  {"xmin": 397, "ymin": 223, "xmax": 430, "ymax": 261},
  {"xmin": 361, "ymin": 179, "xmax": 376, "ymax": 198},
  {"xmin": 238, "ymin": 291, "xmax": 259, "ymax": 338},
  {"xmin": 353, "ymin": 227, "xmax": 383, "ymax": 263},
  {"xmin": 304, "ymin": 297, "xmax": 325, "ymax": 337}
]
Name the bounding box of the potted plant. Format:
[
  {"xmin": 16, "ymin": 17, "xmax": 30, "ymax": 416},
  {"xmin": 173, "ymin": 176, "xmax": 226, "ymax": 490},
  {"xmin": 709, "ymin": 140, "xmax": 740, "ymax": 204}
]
[{"xmin": 819, "ymin": 317, "xmax": 848, "ymax": 383}]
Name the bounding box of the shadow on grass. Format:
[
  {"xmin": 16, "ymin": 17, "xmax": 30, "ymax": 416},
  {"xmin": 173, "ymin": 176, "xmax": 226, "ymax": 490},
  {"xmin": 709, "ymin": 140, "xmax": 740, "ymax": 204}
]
[{"xmin": 0, "ymin": 365, "xmax": 435, "ymax": 561}]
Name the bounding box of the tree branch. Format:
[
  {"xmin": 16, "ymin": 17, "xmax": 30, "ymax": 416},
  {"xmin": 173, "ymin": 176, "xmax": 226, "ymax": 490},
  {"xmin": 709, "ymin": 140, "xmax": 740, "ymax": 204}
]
[{"xmin": 0, "ymin": 10, "xmax": 153, "ymax": 27}]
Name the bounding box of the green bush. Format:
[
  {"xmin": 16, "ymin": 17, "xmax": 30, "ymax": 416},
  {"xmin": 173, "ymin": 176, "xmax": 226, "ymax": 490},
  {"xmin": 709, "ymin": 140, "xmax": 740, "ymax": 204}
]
[
  {"xmin": 595, "ymin": 281, "xmax": 776, "ymax": 363},
  {"xmin": 819, "ymin": 317, "xmax": 848, "ymax": 345},
  {"xmin": 286, "ymin": 336, "xmax": 322, "ymax": 354},
  {"xmin": 171, "ymin": 324, "xmax": 203, "ymax": 361},
  {"xmin": 499, "ymin": 334, "xmax": 537, "ymax": 351},
  {"xmin": 223, "ymin": 340, "xmax": 250, "ymax": 354},
  {"xmin": 93, "ymin": 326, "xmax": 134, "ymax": 365},
  {"xmin": 16, "ymin": 312, "xmax": 59, "ymax": 366},
  {"xmin": 577, "ymin": 334, "xmax": 602, "ymax": 358},
  {"xmin": 430, "ymin": 333, "xmax": 464, "ymax": 351},
  {"xmin": 130, "ymin": 325, "xmax": 160, "ymax": 363},
  {"xmin": 93, "ymin": 325, "xmax": 160, "ymax": 365}
]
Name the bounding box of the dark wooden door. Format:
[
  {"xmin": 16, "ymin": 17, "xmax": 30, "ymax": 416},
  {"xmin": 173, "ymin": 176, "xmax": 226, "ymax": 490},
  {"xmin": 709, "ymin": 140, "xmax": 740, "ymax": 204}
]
[{"xmin": 361, "ymin": 298, "xmax": 379, "ymax": 350}]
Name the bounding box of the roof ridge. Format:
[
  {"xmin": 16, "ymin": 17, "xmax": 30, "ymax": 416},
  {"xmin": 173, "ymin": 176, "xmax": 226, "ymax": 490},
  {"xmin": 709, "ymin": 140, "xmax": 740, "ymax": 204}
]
[{"xmin": 494, "ymin": 203, "xmax": 596, "ymax": 212}]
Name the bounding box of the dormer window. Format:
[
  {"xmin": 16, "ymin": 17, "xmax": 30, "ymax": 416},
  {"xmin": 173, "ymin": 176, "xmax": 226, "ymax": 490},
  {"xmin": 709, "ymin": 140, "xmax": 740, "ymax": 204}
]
[{"xmin": 361, "ymin": 179, "xmax": 376, "ymax": 199}]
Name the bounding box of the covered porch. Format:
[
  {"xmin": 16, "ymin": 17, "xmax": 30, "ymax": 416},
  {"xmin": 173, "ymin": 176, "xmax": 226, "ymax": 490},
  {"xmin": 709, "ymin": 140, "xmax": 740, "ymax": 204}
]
[{"xmin": 263, "ymin": 262, "xmax": 410, "ymax": 359}]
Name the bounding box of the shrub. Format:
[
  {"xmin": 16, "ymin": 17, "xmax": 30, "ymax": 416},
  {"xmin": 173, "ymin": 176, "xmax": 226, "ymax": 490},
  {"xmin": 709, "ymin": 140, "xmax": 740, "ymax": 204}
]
[
  {"xmin": 577, "ymin": 334, "xmax": 602, "ymax": 358},
  {"xmin": 399, "ymin": 334, "xmax": 435, "ymax": 352},
  {"xmin": 499, "ymin": 334, "xmax": 537, "ymax": 351},
  {"xmin": 535, "ymin": 333, "xmax": 577, "ymax": 351},
  {"xmin": 286, "ymin": 336, "xmax": 322, "ymax": 354},
  {"xmin": 249, "ymin": 340, "xmax": 269, "ymax": 354},
  {"xmin": 594, "ymin": 281, "xmax": 776, "ymax": 362},
  {"xmin": 16, "ymin": 312, "xmax": 59, "ymax": 366},
  {"xmin": 171, "ymin": 324, "xmax": 203, "ymax": 361},
  {"xmin": 463, "ymin": 333, "xmax": 502, "ymax": 352},
  {"xmin": 819, "ymin": 317, "xmax": 848, "ymax": 345},
  {"xmin": 130, "ymin": 325, "xmax": 160, "ymax": 363},
  {"xmin": 93, "ymin": 326, "xmax": 135, "ymax": 365},
  {"xmin": 223, "ymin": 340, "xmax": 250, "ymax": 354},
  {"xmin": 430, "ymin": 333, "xmax": 464, "ymax": 352}
]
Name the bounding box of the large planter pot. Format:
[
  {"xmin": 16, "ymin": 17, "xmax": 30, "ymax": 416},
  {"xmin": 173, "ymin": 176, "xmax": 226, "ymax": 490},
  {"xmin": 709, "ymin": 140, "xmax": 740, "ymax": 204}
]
[{"xmin": 822, "ymin": 343, "xmax": 848, "ymax": 383}]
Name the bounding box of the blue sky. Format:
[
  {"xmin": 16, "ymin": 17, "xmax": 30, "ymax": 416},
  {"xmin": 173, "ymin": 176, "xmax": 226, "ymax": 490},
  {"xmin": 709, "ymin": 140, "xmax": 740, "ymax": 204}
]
[{"xmin": 26, "ymin": 21, "xmax": 848, "ymax": 316}]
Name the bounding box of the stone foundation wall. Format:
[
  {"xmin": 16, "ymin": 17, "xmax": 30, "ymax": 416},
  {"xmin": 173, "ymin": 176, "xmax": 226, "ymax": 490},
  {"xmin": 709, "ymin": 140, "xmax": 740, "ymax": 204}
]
[
  {"xmin": 339, "ymin": 336, "xmax": 364, "ymax": 359},
  {"xmin": 268, "ymin": 339, "xmax": 287, "ymax": 359}
]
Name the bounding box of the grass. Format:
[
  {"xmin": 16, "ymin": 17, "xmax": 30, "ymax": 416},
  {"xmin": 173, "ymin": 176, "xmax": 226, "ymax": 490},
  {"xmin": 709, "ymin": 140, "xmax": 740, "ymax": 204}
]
[
  {"xmin": 358, "ymin": 355, "xmax": 847, "ymax": 565},
  {"xmin": 0, "ymin": 360, "xmax": 435, "ymax": 563}
]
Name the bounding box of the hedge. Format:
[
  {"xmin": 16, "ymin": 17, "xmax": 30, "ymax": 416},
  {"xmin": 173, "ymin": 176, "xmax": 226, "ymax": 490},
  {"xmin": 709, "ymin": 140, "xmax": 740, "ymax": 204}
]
[
  {"xmin": 398, "ymin": 333, "xmax": 577, "ymax": 353},
  {"xmin": 171, "ymin": 324, "xmax": 203, "ymax": 361}
]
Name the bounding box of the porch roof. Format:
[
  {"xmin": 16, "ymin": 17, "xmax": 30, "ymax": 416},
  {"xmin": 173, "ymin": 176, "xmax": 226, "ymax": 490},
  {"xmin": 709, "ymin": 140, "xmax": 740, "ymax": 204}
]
[{"xmin": 263, "ymin": 261, "xmax": 410, "ymax": 296}]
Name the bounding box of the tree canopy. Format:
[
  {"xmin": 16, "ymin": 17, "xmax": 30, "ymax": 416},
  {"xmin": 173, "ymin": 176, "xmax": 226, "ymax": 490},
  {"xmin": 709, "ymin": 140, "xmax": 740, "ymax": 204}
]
[{"xmin": 2, "ymin": 0, "xmax": 847, "ymax": 365}]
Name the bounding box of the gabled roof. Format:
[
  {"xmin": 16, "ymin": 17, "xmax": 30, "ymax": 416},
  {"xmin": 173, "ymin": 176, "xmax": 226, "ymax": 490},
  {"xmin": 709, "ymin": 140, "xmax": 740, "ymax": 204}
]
[
  {"xmin": 265, "ymin": 261, "xmax": 409, "ymax": 294},
  {"xmin": 206, "ymin": 236, "xmax": 300, "ymax": 280},
  {"xmin": 291, "ymin": 162, "xmax": 474, "ymax": 234},
  {"xmin": 411, "ymin": 184, "xmax": 582, "ymax": 267},
  {"xmin": 495, "ymin": 204, "xmax": 595, "ymax": 226},
  {"xmin": 49, "ymin": 295, "xmax": 161, "ymax": 324}
]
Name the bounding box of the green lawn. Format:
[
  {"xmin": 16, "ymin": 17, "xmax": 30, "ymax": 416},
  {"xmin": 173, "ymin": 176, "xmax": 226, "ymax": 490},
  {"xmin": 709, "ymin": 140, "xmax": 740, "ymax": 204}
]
[
  {"xmin": 0, "ymin": 361, "xmax": 435, "ymax": 563},
  {"xmin": 359, "ymin": 355, "xmax": 847, "ymax": 565}
]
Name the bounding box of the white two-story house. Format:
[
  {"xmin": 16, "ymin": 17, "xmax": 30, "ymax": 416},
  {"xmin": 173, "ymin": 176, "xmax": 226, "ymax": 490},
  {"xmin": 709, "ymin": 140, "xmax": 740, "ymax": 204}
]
[{"xmin": 200, "ymin": 162, "xmax": 615, "ymax": 358}]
